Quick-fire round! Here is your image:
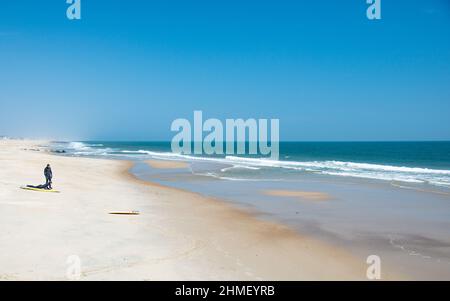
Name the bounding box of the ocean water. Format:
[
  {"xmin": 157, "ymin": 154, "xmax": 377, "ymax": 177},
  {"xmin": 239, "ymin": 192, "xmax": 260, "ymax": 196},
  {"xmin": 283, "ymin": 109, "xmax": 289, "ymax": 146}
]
[
  {"xmin": 51, "ymin": 141, "xmax": 450, "ymax": 278},
  {"xmin": 51, "ymin": 141, "xmax": 450, "ymax": 187}
]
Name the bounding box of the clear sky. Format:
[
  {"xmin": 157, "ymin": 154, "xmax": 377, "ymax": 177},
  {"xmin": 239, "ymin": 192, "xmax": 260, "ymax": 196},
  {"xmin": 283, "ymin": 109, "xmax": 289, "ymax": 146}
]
[{"xmin": 1, "ymin": 0, "xmax": 449, "ymax": 141}]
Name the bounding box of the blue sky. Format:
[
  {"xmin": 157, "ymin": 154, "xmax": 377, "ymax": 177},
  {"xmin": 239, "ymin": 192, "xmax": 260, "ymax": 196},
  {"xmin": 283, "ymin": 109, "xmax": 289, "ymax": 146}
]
[{"xmin": 0, "ymin": 0, "xmax": 449, "ymax": 141}]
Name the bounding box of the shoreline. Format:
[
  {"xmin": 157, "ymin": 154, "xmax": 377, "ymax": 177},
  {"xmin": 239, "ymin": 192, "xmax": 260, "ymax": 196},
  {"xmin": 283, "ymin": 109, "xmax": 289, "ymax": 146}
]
[
  {"xmin": 0, "ymin": 139, "xmax": 398, "ymax": 280},
  {"xmin": 126, "ymin": 152, "xmax": 380, "ymax": 280}
]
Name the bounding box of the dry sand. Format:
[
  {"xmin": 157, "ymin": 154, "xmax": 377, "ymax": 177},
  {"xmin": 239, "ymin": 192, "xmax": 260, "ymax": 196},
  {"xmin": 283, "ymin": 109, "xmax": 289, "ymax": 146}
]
[{"xmin": 0, "ymin": 139, "xmax": 381, "ymax": 280}]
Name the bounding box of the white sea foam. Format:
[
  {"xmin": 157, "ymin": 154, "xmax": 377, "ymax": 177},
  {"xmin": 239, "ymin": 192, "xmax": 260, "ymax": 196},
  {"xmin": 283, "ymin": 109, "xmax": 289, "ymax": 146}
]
[
  {"xmin": 220, "ymin": 165, "xmax": 261, "ymax": 172},
  {"xmin": 68, "ymin": 141, "xmax": 90, "ymax": 150},
  {"xmin": 141, "ymin": 153, "xmax": 450, "ymax": 186},
  {"xmin": 222, "ymin": 156, "xmax": 450, "ymax": 186},
  {"xmin": 59, "ymin": 142, "xmax": 450, "ymax": 187},
  {"xmin": 225, "ymin": 156, "xmax": 450, "ymax": 174},
  {"xmin": 65, "ymin": 142, "xmax": 113, "ymax": 156}
]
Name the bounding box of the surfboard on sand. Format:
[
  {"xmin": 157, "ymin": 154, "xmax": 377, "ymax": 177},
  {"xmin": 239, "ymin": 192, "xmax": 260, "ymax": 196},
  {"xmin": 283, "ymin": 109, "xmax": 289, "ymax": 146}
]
[
  {"xmin": 109, "ymin": 211, "xmax": 140, "ymax": 215},
  {"xmin": 20, "ymin": 186, "xmax": 60, "ymax": 193}
]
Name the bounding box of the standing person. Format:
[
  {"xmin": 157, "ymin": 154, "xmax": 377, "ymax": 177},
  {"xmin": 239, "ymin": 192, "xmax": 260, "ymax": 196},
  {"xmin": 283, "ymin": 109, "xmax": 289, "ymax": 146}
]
[{"xmin": 44, "ymin": 164, "xmax": 53, "ymax": 190}]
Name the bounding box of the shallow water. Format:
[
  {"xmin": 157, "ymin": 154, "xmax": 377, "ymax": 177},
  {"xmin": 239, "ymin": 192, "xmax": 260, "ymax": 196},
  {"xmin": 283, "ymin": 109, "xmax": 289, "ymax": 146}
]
[{"xmin": 131, "ymin": 160, "xmax": 450, "ymax": 280}]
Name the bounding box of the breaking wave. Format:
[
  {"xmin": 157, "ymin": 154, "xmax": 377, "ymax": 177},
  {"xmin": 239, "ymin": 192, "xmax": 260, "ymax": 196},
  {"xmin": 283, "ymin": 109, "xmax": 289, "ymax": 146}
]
[{"xmin": 55, "ymin": 142, "xmax": 450, "ymax": 187}]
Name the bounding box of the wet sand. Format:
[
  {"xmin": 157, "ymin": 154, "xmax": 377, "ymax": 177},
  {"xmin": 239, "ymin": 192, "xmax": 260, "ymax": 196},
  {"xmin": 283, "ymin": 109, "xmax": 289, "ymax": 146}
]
[
  {"xmin": 132, "ymin": 159, "xmax": 450, "ymax": 280},
  {"xmin": 263, "ymin": 190, "xmax": 331, "ymax": 201},
  {"xmin": 146, "ymin": 160, "xmax": 189, "ymax": 169}
]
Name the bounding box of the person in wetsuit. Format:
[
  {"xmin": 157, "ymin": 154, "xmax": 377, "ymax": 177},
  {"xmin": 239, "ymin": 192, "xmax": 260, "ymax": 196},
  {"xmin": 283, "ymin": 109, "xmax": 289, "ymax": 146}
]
[{"xmin": 44, "ymin": 164, "xmax": 53, "ymax": 190}]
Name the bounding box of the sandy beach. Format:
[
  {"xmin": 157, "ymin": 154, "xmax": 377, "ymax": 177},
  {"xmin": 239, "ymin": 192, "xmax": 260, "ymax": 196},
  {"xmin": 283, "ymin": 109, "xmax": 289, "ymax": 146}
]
[
  {"xmin": 263, "ymin": 190, "xmax": 331, "ymax": 201},
  {"xmin": 146, "ymin": 160, "xmax": 190, "ymax": 169},
  {"xmin": 0, "ymin": 139, "xmax": 377, "ymax": 280}
]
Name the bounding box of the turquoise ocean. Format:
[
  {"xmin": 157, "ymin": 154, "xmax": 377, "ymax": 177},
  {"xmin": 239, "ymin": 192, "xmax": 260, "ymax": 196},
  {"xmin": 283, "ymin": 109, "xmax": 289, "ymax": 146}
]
[{"xmin": 52, "ymin": 141, "xmax": 450, "ymax": 188}]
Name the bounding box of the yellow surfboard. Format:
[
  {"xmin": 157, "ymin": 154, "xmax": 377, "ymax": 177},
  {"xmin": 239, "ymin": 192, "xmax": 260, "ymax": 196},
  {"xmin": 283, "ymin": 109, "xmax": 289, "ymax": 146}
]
[
  {"xmin": 20, "ymin": 187, "xmax": 60, "ymax": 193},
  {"xmin": 109, "ymin": 211, "xmax": 140, "ymax": 215}
]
